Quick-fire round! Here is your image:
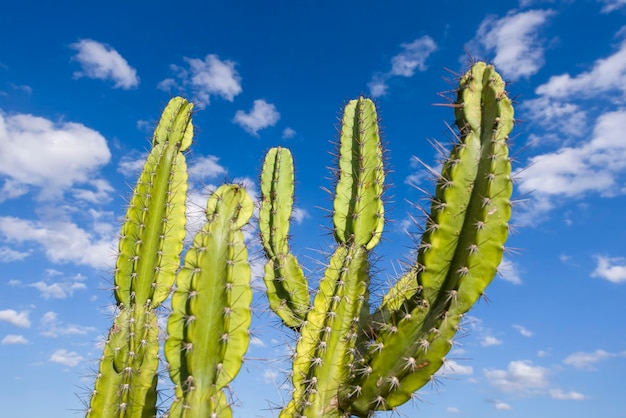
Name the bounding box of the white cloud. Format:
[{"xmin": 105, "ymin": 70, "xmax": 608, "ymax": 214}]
[
  {"xmin": 390, "ymin": 36, "xmax": 438, "ymax": 77},
  {"xmin": 513, "ymin": 324, "xmax": 534, "ymax": 337},
  {"xmin": 250, "ymin": 336, "xmax": 265, "ymax": 347},
  {"xmin": 233, "ymin": 99, "xmax": 280, "ymax": 136},
  {"xmin": 446, "ymin": 407, "xmax": 460, "ymax": 413},
  {"xmin": 599, "ymin": 0, "xmax": 626, "ymax": 14},
  {"xmin": 517, "ymin": 110, "xmax": 626, "ymax": 199},
  {"xmin": 369, "ymin": 35, "xmax": 437, "ymax": 97},
  {"xmin": 484, "ymin": 360, "xmax": 549, "ymax": 394},
  {"xmin": 189, "ymin": 155, "xmax": 227, "ymax": 180},
  {"xmin": 117, "ymin": 153, "xmax": 147, "ymax": 177},
  {"xmin": 40, "ymin": 311, "xmax": 96, "ymax": 338},
  {"xmin": 481, "ymin": 336, "xmax": 503, "ymax": 347},
  {"xmin": 0, "ymin": 309, "xmax": 31, "ymax": 328},
  {"xmin": 30, "ymin": 272, "xmax": 87, "ymax": 299},
  {"xmin": 70, "ymin": 39, "xmax": 139, "ymax": 89},
  {"xmin": 0, "ymin": 112, "xmax": 111, "ymax": 200},
  {"xmin": 498, "ymin": 258, "xmax": 522, "ymax": 284},
  {"xmin": 549, "ymin": 389, "xmax": 587, "ymax": 400},
  {"xmin": 471, "ymin": 9, "xmax": 554, "ymax": 79},
  {"xmin": 282, "ymin": 127, "xmax": 296, "ymax": 139},
  {"xmin": 494, "ymin": 401, "xmax": 512, "ymax": 410},
  {"xmin": 0, "ymin": 216, "xmax": 115, "ymax": 269},
  {"xmin": 536, "ymin": 37, "xmax": 626, "ymax": 99},
  {"xmin": 440, "ymin": 359, "xmax": 474, "ymax": 375},
  {"xmin": 0, "ymin": 246, "xmax": 30, "ymax": 262},
  {"xmin": 521, "ymin": 97, "xmax": 587, "ymax": 138},
  {"xmin": 291, "ymin": 207, "xmax": 310, "ymax": 225},
  {"xmin": 1, "ymin": 334, "xmax": 28, "ymax": 345},
  {"xmin": 563, "ymin": 349, "xmax": 626, "ymax": 369},
  {"xmin": 160, "ymin": 54, "xmax": 242, "ymax": 109},
  {"xmin": 49, "ymin": 348, "xmax": 84, "ymax": 367},
  {"xmin": 591, "ymin": 255, "xmax": 626, "ymax": 283}
]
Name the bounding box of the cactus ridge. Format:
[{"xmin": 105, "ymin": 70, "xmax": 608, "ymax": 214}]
[{"xmin": 165, "ymin": 183, "xmax": 254, "ymax": 418}]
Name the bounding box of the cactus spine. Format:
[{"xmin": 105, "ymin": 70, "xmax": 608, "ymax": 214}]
[
  {"xmin": 259, "ymin": 62, "xmax": 514, "ymax": 417},
  {"xmin": 87, "ymin": 97, "xmax": 194, "ymax": 418}
]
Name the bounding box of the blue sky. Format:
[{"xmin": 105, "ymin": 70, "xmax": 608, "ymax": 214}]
[{"xmin": 1, "ymin": 0, "xmax": 625, "ymax": 417}]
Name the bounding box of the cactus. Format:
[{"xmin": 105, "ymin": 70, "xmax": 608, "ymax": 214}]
[
  {"xmin": 259, "ymin": 62, "xmax": 514, "ymax": 417},
  {"xmin": 86, "ymin": 97, "xmax": 193, "ymax": 418},
  {"xmin": 85, "ymin": 61, "xmax": 514, "ymax": 418}
]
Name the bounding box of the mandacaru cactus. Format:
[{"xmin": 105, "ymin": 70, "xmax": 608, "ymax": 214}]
[{"xmin": 85, "ymin": 61, "xmax": 514, "ymax": 418}]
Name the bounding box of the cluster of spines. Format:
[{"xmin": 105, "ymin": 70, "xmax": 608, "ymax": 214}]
[
  {"xmin": 342, "ymin": 62, "xmax": 514, "ymax": 416},
  {"xmin": 87, "ymin": 97, "xmax": 193, "ymax": 418},
  {"xmin": 165, "ymin": 184, "xmax": 254, "ymax": 418}
]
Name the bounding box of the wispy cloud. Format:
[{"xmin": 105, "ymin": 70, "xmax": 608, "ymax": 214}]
[
  {"xmin": 549, "ymin": 389, "xmax": 587, "ymax": 400},
  {"xmin": 0, "ymin": 246, "xmax": 30, "ymax": 262},
  {"xmin": 598, "ymin": 0, "xmax": 626, "ymax": 13},
  {"xmin": 49, "ymin": 348, "xmax": 84, "ymax": 367},
  {"xmin": 368, "ymin": 35, "xmax": 437, "ymax": 97},
  {"xmin": 0, "ymin": 112, "xmax": 111, "ymax": 201},
  {"xmin": 159, "ymin": 54, "xmax": 242, "ymax": 109},
  {"xmin": 29, "ymin": 271, "xmax": 87, "ymax": 299},
  {"xmin": 1, "ymin": 334, "xmax": 28, "ymax": 345},
  {"xmin": 233, "ymin": 99, "xmax": 280, "ymax": 136},
  {"xmin": 282, "ymin": 127, "xmax": 296, "ymax": 139},
  {"xmin": 70, "ymin": 39, "xmax": 139, "ymax": 89},
  {"xmin": 535, "ymin": 37, "xmax": 626, "ymax": 99},
  {"xmin": 39, "ymin": 311, "xmax": 96, "ymax": 338},
  {"xmin": 481, "ymin": 336, "xmax": 504, "ymax": 347},
  {"xmin": 188, "ymin": 155, "xmax": 228, "ymax": 180},
  {"xmin": 563, "ymin": 349, "xmax": 626, "ymax": 369},
  {"xmin": 0, "ymin": 309, "xmax": 31, "ymax": 328},
  {"xmin": 513, "ymin": 324, "xmax": 534, "ymax": 337},
  {"xmin": 469, "ymin": 9, "xmax": 554, "ymax": 80}
]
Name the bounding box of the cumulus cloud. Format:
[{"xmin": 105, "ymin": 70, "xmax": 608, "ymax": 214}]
[
  {"xmin": 440, "ymin": 360, "xmax": 474, "ymax": 375},
  {"xmin": 591, "ymin": 255, "xmax": 626, "ymax": 283},
  {"xmin": 0, "ymin": 309, "xmax": 31, "ymax": 328},
  {"xmin": 513, "ymin": 324, "xmax": 534, "ymax": 337},
  {"xmin": 481, "ymin": 336, "xmax": 503, "ymax": 347},
  {"xmin": 159, "ymin": 54, "xmax": 242, "ymax": 109},
  {"xmin": 0, "ymin": 112, "xmax": 111, "ymax": 200},
  {"xmin": 70, "ymin": 39, "xmax": 139, "ymax": 89},
  {"xmin": 233, "ymin": 99, "xmax": 280, "ymax": 136},
  {"xmin": 368, "ymin": 35, "xmax": 437, "ymax": 97},
  {"xmin": 188, "ymin": 155, "xmax": 227, "ymax": 180},
  {"xmin": 0, "ymin": 216, "xmax": 115, "ymax": 269},
  {"xmin": 484, "ymin": 360, "xmax": 549, "ymax": 394},
  {"xmin": 49, "ymin": 348, "xmax": 84, "ymax": 367},
  {"xmin": 1, "ymin": 334, "xmax": 28, "ymax": 345},
  {"xmin": 517, "ymin": 110, "xmax": 626, "ymax": 200},
  {"xmin": 0, "ymin": 309, "xmax": 30, "ymax": 328},
  {"xmin": 470, "ymin": 9, "xmax": 554, "ymax": 80}
]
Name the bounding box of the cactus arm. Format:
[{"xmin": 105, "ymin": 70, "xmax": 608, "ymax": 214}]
[
  {"xmin": 165, "ymin": 184, "xmax": 253, "ymax": 418},
  {"xmin": 260, "ymin": 147, "xmax": 310, "ymax": 328},
  {"xmin": 344, "ymin": 63, "xmax": 514, "ymax": 415},
  {"xmin": 87, "ymin": 97, "xmax": 193, "ymax": 418},
  {"xmin": 279, "ymin": 97, "xmax": 384, "ymax": 417},
  {"xmin": 333, "ymin": 98, "xmax": 385, "ymax": 250}
]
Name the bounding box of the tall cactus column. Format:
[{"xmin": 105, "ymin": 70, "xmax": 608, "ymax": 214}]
[
  {"xmin": 165, "ymin": 184, "xmax": 254, "ymax": 418},
  {"xmin": 87, "ymin": 97, "xmax": 194, "ymax": 418}
]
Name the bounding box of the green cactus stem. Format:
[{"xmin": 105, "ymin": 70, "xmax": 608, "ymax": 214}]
[
  {"xmin": 165, "ymin": 184, "xmax": 254, "ymax": 418},
  {"xmin": 343, "ymin": 62, "xmax": 514, "ymax": 416},
  {"xmin": 86, "ymin": 97, "xmax": 193, "ymax": 418},
  {"xmin": 260, "ymin": 147, "xmax": 310, "ymax": 329}
]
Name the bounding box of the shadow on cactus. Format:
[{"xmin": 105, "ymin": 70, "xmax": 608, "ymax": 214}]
[{"xmin": 85, "ymin": 61, "xmax": 514, "ymax": 418}]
